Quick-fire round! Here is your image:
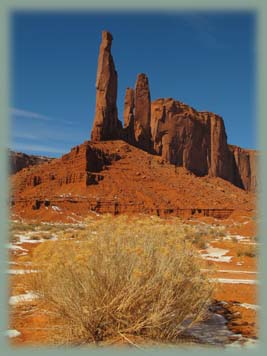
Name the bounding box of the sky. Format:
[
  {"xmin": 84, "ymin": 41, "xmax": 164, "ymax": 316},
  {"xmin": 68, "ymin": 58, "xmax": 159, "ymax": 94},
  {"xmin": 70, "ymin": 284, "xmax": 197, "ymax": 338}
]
[{"xmin": 10, "ymin": 11, "xmax": 256, "ymax": 157}]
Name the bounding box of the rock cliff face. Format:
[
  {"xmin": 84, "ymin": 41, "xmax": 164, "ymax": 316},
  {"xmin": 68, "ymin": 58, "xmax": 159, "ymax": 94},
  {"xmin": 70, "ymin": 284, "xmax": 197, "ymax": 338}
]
[
  {"xmin": 228, "ymin": 145, "xmax": 257, "ymax": 191},
  {"xmin": 10, "ymin": 150, "xmax": 54, "ymax": 175},
  {"xmin": 150, "ymin": 99, "xmax": 234, "ymax": 179},
  {"xmin": 151, "ymin": 99, "xmax": 210, "ymax": 176},
  {"xmin": 91, "ymin": 31, "xmax": 121, "ymax": 141},
  {"xmin": 150, "ymin": 98, "xmax": 257, "ymax": 191}
]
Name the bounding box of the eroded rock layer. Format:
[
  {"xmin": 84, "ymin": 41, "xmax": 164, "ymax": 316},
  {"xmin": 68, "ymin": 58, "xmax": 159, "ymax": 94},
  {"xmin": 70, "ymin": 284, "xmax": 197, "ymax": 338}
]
[{"xmin": 11, "ymin": 140, "xmax": 254, "ymax": 221}]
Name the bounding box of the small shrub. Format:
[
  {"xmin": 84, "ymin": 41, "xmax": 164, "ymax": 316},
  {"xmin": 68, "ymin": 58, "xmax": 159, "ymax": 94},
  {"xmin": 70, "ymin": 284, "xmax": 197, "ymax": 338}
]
[
  {"xmin": 236, "ymin": 245, "xmax": 257, "ymax": 258},
  {"xmin": 192, "ymin": 234, "xmax": 208, "ymax": 249},
  {"xmin": 231, "ymin": 236, "xmax": 238, "ymax": 243},
  {"xmin": 27, "ymin": 215, "xmax": 214, "ymax": 346}
]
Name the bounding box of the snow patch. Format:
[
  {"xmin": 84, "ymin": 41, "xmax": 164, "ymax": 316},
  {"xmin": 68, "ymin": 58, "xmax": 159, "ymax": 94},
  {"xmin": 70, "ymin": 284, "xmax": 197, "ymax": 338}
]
[
  {"xmin": 201, "ymin": 269, "xmax": 257, "ymax": 275},
  {"xmin": 15, "ymin": 233, "xmax": 57, "ymax": 244},
  {"xmin": 213, "ymin": 278, "xmax": 258, "ymax": 285},
  {"xmin": 9, "ymin": 292, "xmax": 39, "ymax": 305},
  {"xmin": 5, "ymin": 244, "xmax": 28, "ymax": 252},
  {"xmin": 7, "ymin": 269, "xmax": 39, "ymax": 275},
  {"xmin": 238, "ymin": 303, "xmax": 260, "ymax": 311},
  {"xmin": 52, "ymin": 205, "xmax": 61, "ymax": 212},
  {"xmin": 201, "ymin": 244, "xmax": 232, "ymax": 263},
  {"xmin": 5, "ymin": 329, "xmax": 21, "ymax": 338}
]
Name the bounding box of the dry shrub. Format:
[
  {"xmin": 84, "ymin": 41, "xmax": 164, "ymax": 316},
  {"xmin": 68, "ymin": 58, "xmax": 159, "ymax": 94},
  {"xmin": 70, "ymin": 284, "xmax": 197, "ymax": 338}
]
[
  {"xmin": 236, "ymin": 244, "xmax": 257, "ymax": 258},
  {"xmin": 27, "ymin": 215, "xmax": 214, "ymax": 345}
]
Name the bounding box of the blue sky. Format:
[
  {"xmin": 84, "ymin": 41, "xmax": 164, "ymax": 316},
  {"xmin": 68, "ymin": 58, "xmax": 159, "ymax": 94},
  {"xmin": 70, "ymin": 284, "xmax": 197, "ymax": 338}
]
[{"xmin": 10, "ymin": 11, "xmax": 256, "ymax": 157}]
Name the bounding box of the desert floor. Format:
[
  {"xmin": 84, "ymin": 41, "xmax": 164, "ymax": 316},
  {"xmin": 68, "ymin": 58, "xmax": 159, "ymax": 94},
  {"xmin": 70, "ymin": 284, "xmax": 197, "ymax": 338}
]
[{"xmin": 6, "ymin": 210, "xmax": 259, "ymax": 349}]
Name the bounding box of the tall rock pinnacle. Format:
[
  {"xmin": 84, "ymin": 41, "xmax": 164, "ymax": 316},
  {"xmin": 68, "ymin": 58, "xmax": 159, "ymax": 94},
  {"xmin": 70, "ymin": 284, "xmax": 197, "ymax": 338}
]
[
  {"xmin": 124, "ymin": 87, "xmax": 135, "ymax": 129},
  {"xmin": 134, "ymin": 73, "xmax": 152, "ymax": 151},
  {"xmin": 91, "ymin": 31, "xmax": 120, "ymax": 141}
]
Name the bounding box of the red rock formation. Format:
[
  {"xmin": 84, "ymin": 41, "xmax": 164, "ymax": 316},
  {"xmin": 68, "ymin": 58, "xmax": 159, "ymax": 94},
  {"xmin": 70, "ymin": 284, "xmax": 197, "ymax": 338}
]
[
  {"xmin": 134, "ymin": 73, "xmax": 152, "ymax": 151},
  {"xmin": 10, "ymin": 150, "xmax": 54, "ymax": 175},
  {"xmin": 151, "ymin": 99, "xmax": 213, "ymax": 176},
  {"xmin": 88, "ymin": 31, "xmax": 257, "ymax": 192},
  {"xmin": 229, "ymin": 145, "xmax": 257, "ymax": 192},
  {"xmin": 91, "ymin": 31, "xmax": 121, "ymax": 141},
  {"xmin": 11, "ymin": 141, "xmax": 121, "ymax": 198},
  {"xmin": 150, "ymin": 98, "xmax": 257, "ymax": 191},
  {"xmin": 12, "ymin": 31, "xmax": 257, "ymax": 194},
  {"xmin": 123, "ymin": 87, "xmax": 135, "ymax": 129},
  {"xmin": 11, "ymin": 140, "xmax": 255, "ymax": 222},
  {"xmin": 248, "ymin": 150, "xmax": 258, "ymax": 192},
  {"xmin": 123, "ymin": 87, "xmax": 135, "ymax": 143}
]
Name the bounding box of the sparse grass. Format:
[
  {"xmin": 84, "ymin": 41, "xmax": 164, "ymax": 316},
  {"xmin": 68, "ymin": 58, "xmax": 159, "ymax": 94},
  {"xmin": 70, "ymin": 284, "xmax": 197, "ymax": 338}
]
[
  {"xmin": 236, "ymin": 245, "xmax": 257, "ymax": 258},
  {"xmin": 26, "ymin": 215, "xmax": 214, "ymax": 346}
]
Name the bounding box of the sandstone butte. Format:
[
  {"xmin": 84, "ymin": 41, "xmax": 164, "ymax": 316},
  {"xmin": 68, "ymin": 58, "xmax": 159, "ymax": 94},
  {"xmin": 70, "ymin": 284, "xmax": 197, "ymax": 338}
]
[{"xmin": 11, "ymin": 30, "xmax": 257, "ymax": 221}]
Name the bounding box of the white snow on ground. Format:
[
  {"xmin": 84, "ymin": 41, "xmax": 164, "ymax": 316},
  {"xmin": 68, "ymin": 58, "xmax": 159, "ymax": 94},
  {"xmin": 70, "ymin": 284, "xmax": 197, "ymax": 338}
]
[
  {"xmin": 5, "ymin": 329, "xmax": 21, "ymax": 338},
  {"xmin": 52, "ymin": 205, "xmax": 61, "ymax": 212},
  {"xmin": 230, "ymin": 235, "xmax": 248, "ymax": 241},
  {"xmin": 227, "ymin": 338, "xmax": 259, "ymax": 348},
  {"xmin": 9, "ymin": 292, "xmax": 39, "ymax": 305},
  {"xmin": 201, "ymin": 244, "xmax": 232, "ymax": 263},
  {"xmin": 212, "ymin": 278, "xmax": 258, "ymax": 285},
  {"xmin": 201, "ymin": 269, "xmax": 257, "ymax": 274},
  {"xmin": 222, "ymin": 234, "xmax": 250, "ymax": 242},
  {"xmin": 5, "ymin": 244, "xmax": 28, "ymax": 252},
  {"xmin": 238, "ymin": 303, "xmax": 260, "ymax": 311},
  {"xmin": 7, "ymin": 269, "xmax": 39, "ymax": 275},
  {"xmin": 14, "ymin": 233, "xmax": 57, "ymax": 244},
  {"xmin": 217, "ymin": 270, "xmax": 257, "ymax": 274}
]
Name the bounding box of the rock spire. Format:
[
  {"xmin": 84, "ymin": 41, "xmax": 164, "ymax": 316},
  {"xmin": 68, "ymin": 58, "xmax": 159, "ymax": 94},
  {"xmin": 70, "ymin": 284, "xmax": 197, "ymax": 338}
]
[
  {"xmin": 133, "ymin": 73, "xmax": 152, "ymax": 151},
  {"xmin": 91, "ymin": 31, "xmax": 120, "ymax": 141}
]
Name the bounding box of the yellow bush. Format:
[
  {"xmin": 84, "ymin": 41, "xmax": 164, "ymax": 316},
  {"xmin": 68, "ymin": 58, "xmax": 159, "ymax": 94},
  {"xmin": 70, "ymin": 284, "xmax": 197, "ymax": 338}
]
[{"xmin": 28, "ymin": 215, "xmax": 214, "ymax": 345}]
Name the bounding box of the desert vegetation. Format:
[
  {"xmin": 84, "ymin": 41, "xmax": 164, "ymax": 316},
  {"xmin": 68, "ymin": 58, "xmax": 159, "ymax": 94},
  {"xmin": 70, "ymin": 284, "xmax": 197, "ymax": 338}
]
[
  {"xmin": 23, "ymin": 215, "xmax": 214, "ymax": 346},
  {"xmin": 236, "ymin": 245, "xmax": 257, "ymax": 258}
]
